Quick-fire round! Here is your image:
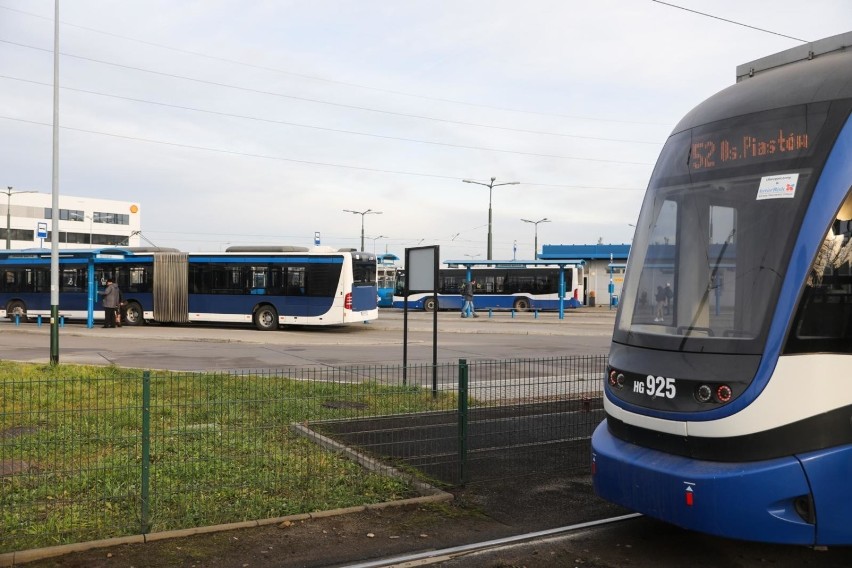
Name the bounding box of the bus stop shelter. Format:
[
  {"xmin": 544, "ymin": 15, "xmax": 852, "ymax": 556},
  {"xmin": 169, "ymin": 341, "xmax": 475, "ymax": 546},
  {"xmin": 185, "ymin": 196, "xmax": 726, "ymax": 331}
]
[
  {"xmin": 443, "ymin": 259, "xmax": 585, "ymax": 319},
  {"xmin": 0, "ymin": 247, "xmax": 135, "ymax": 328}
]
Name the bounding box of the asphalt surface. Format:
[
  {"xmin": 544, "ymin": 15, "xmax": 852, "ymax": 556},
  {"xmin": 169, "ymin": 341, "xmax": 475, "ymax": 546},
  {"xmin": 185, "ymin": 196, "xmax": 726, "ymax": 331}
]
[{"xmin": 0, "ymin": 308, "xmax": 616, "ymax": 370}]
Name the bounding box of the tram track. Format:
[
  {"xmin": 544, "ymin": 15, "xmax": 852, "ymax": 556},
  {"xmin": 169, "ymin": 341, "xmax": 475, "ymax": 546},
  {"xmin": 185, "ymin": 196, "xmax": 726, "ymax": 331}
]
[{"xmin": 339, "ymin": 513, "xmax": 642, "ymax": 568}]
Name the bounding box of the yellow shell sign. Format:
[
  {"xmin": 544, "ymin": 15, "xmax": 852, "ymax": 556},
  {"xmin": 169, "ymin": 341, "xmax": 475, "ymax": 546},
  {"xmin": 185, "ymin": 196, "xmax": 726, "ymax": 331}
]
[{"xmin": 130, "ymin": 204, "xmax": 139, "ymax": 213}]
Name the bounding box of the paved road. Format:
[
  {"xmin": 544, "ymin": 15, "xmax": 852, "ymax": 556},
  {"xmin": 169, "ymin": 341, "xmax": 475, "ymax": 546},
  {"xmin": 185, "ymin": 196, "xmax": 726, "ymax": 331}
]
[{"xmin": 0, "ymin": 308, "xmax": 616, "ymax": 371}]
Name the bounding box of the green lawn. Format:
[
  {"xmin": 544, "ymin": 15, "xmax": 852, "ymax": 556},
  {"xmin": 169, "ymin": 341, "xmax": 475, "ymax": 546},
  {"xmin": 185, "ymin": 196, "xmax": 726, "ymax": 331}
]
[{"xmin": 0, "ymin": 361, "xmax": 453, "ymax": 552}]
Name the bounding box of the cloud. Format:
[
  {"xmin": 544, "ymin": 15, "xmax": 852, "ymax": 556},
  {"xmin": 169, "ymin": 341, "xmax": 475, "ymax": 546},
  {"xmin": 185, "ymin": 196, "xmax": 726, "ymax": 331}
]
[{"xmin": 1, "ymin": 0, "xmax": 848, "ymax": 257}]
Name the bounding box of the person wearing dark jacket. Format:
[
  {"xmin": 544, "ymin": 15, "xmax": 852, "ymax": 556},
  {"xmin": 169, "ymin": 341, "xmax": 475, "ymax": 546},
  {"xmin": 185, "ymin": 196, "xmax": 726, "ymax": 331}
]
[
  {"xmin": 98, "ymin": 278, "xmax": 120, "ymax": 328},
  {"xmin": 462, "ymin": 279, "xmax": 479, "ymax": 318}
]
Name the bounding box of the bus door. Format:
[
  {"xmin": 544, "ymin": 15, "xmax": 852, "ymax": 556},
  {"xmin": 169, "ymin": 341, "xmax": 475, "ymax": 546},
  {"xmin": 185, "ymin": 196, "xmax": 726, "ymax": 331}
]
[{"xmin": 285, "ymin": 266, "xmax": 309, "ymax": 317}]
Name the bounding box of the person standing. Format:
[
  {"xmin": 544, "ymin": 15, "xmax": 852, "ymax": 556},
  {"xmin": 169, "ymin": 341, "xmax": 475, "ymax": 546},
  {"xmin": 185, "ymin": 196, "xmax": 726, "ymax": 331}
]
[
  {"xmin": 664, "ymin": 282, "xmax": 674, "ymax": 315},
  {"xmin": 462, "ymin": 278, "xmax": 479, "ymax": 318},
  {"xmin": 99, "ymin": 278, "xmax": 120, "ymax": 328},
  {"xmin": 460, "ymin": 281, "xmax": 470, "ymax": 317},
  {"xmin": 654, "ymin": 285, "xmax": 666, "ymax": 322}
]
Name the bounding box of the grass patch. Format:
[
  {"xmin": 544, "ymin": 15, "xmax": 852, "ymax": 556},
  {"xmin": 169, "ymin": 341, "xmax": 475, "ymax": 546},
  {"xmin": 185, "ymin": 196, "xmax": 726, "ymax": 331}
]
[{"xmin": 0, "ymin": 362, "xmax": 454, "ymax": 552}]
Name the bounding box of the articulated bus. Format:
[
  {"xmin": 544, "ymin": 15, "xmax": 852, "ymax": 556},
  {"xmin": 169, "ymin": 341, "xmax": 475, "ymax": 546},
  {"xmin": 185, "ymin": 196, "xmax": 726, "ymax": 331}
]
[
  {"xmin": 592, "ymin": 34, "xmax": 852, "ymax": 545},
  {"xmin": 0, "ymin": 246, "xmax": 379, "ymax": 330},
  {"xmin": 392, "ymin": 264, "xmax": 584, "ymax": 312}
]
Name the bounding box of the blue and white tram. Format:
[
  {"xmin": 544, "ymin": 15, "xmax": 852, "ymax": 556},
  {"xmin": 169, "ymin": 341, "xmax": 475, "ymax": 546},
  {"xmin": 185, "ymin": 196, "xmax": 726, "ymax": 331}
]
[{"xmin": 591, "ymin": 33, "xmax": 852, "ymax": 546}]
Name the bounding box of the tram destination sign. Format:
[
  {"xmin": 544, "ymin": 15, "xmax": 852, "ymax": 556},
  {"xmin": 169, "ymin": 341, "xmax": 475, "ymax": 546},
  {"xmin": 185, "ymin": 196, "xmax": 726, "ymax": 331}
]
[{"xmin": 690, "ymin": 123, "xmax": 810, "ymax": 172}]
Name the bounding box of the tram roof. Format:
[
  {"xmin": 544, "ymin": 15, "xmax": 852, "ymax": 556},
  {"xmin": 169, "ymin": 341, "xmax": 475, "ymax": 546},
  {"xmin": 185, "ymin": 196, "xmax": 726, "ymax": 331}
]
[{"xmin": 677, "ymin": 32, "xmax": 852, "ymax": 133}]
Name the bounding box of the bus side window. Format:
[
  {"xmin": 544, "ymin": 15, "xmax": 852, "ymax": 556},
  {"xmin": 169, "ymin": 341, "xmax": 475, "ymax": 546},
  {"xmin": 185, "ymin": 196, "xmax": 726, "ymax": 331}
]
[{"xmin": 287, "ymin": 266, "xmax": 306, "ymax": 296}]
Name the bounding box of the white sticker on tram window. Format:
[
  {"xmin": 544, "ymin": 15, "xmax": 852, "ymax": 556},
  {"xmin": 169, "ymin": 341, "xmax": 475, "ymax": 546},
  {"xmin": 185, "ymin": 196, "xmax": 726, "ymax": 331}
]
[{"xmin": 756, "ymin": 173, "xmax": 799, "ymax": 200}]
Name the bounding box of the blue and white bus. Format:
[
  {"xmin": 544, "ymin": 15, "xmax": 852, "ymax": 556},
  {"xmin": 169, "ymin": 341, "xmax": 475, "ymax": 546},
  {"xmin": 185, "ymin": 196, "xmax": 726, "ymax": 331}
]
[
  {"xmin": 0, "ymin": 246, "xmax": 378, "ymax": 330},
  {"xmin": 392, "ymin": 263, "xmax": 584, "ymax": 312}
]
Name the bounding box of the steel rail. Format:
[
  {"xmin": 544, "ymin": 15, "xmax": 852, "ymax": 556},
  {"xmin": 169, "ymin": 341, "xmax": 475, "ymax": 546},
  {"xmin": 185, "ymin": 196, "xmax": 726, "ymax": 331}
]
[{"xmin": 340, "ymin": 512, "xmax": 642, "ymax": 568}]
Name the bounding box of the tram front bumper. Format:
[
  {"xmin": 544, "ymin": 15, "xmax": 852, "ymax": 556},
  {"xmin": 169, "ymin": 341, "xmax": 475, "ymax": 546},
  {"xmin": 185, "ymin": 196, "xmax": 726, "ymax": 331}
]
[{"xmin": 591, "ymin": 420, "xmax": 815, "ymax": 545}]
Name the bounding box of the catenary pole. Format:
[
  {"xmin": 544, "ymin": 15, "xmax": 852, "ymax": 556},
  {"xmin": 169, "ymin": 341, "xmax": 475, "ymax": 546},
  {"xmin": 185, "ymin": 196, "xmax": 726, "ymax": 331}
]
[{"xmin": 50, "ymin": 0, "xmax": 60, "ymax": 364}]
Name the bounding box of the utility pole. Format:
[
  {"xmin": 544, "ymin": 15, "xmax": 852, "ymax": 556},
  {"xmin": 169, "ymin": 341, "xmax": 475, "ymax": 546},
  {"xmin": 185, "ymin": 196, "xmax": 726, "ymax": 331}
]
[{"xmin": 462, "ymin": 177, "xmax": 519, "ymax": 260}]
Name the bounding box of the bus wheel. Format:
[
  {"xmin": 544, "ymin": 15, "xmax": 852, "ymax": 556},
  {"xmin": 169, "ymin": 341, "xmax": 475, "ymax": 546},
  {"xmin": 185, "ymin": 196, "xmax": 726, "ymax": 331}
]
[
  {"xmin": 254, "ymin": 305, "xmax": 279, "ymax": 331},
  {"xmin": 513, "ymin": 298, "xmax": 530, "ymax": 311},
  {"xmin": 6, "ymin": 300, "xmax": 27, "ymax": 322},
  {"xmin": 423, "ymin": 297, "xmax": 437, "ymax": 312},
  {"xmin": 123, "ymin": 301, "xmax": 143, "ymax": 326}
]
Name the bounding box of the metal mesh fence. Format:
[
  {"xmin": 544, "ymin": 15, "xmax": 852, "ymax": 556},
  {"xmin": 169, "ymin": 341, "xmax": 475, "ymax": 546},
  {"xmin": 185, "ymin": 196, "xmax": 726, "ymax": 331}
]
[
  {"xmin": 0, "ymin": 355, "xmax": 606, "ymax": 554},
  {"xmin": 318, "ymin": 356, "xmax": 606, "ymax": 485}
]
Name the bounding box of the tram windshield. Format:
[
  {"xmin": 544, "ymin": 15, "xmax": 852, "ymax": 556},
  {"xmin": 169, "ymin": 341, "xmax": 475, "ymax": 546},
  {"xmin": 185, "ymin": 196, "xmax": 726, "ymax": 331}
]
[{"xmin": 614, "ymin": 103, "xmax": 834, "ymax": 355}]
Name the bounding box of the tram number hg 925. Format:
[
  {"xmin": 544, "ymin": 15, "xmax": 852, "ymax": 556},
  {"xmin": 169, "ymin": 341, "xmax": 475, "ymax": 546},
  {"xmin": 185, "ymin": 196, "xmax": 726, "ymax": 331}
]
[{"xmin": 633, "ymin": 375, "xmax": 676, "ymax": 399}]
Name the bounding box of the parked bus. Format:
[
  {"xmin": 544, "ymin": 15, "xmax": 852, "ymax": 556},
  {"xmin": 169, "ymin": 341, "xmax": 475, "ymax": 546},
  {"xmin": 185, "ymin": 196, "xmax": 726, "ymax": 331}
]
[
  {"xmin": 376, "ymin": 253, "xmax": 400, "ymax": 308},
  {"xmin": 0, "ymin": 246, "xmax": 378, "ymax": 330},
  {"xmin": 392, "ymin": 264, "xmax": 584, "ymax": 311}
]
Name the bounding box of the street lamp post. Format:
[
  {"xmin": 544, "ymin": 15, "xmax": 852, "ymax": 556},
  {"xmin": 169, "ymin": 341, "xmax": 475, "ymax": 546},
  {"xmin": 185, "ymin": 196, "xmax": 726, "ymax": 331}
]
[
  {"xmin": 4, "ymin": 186, "xmax": 38, "ymax": 249},
  {"xmin": 521, "ymin": 217, "xmax": 551, "ymax": 259},
  {"xmin": 343, "ymin": 209, "xmax": 383, "ymax": 251},
  {"xmin": 462, "ymin": 177, "xmax": 519, "ymax": 260},
  {"xmin": 369, "ymin": 235, "xmax": 386, "ymax": 254}
]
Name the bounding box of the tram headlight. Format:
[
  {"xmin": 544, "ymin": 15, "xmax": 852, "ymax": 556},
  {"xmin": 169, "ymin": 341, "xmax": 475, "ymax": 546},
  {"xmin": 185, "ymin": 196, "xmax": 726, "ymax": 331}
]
[
  {"xmin": 695, "ymin": 384, "xmax": 713, "ymax": 403},
  {"xmin": 716, "ymin": 384, "xmax": 733, "ymax": 403},
  {"xmin": 616, "ymin": 373, "xmax": 625, "ymax": 388}
]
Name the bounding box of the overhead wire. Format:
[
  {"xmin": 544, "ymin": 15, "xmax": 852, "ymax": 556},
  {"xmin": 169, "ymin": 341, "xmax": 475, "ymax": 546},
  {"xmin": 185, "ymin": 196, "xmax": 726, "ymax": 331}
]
[
  {"xmin": 0, "ymin": 115, "xmax": 648, "ymax": 191},
  {"xmin": 0, "ymin": 5, "xmax": 655, "ymax": 207},
  {"xmin": 0, "ymin": 39, "xmax": 664, "ymax": 145},
  {"xmin": 650, "ymin": 1, "xmax": 809, "ymax": 43},
  {"xmin": 0, "ymin": 74, "xmax": 658, "ymax": 165},
  {"xmin": 0, "ymin": 2, "xmax": 670, "ymax": 126}
]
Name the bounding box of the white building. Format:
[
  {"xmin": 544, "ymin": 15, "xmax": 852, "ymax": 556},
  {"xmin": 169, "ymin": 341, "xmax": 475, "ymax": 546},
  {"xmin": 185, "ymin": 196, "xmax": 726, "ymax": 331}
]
[{"xmin": 1, "ymin": 191, "xmax": 141, "ymax": 249}]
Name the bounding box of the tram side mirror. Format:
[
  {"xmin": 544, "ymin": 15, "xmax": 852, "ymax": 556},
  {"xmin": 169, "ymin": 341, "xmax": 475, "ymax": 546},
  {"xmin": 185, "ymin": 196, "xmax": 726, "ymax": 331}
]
[{"xmin": 833, "ymin": 219, "xmax": 852, "ymax": 245}]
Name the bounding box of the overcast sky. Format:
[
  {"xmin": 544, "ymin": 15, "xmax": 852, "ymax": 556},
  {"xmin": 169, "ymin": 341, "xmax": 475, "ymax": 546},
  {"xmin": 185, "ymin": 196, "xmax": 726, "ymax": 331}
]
[{"xmin": 1, "ymin": 1, "xmax": 849, "ymax": 260}]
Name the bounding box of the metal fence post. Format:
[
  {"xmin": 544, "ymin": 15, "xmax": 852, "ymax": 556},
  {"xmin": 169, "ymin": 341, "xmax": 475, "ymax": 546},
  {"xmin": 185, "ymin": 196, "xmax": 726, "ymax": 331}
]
[
  {"xmin": 141, "ymin": 370, "xmax": 151, "ymax": 534},
  {"xmin": 458, "ymin": 359, "xmax": 469, "ymax": 486}
]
